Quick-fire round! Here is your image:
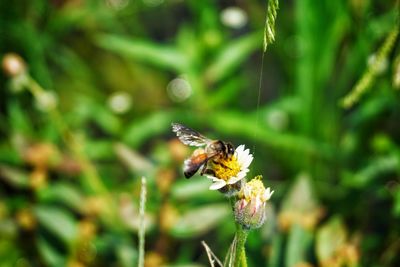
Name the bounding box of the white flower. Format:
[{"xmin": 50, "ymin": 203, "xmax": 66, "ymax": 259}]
[
  {"xmin": 207, "ymin": 144, "xmax": 253, "ymax": 190},
  {"xmin": 235, "ymin": 176, "xmax": 274, "ymax": 229}
]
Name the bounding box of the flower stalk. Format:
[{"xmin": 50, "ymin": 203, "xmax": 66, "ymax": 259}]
[
  {"xmin": 341, "ymin": 26, "xmax": 399, "ymax": 108},
  {"xmin": 234, "ymin": 223, "xmax": 249, "ymax": 267},
  {"xmin": 138, "ymin": 177, "xmax": 147, "ymax": 267}
]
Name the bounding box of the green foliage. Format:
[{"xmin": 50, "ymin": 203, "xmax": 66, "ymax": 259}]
[{"xmin": 0, "ymin": 0, "xmax": 400, "ymax": 266}]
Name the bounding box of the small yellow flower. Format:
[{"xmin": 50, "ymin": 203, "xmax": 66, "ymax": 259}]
[
  {"xmin": 207, "ymin": 145, "xmax": 253, "ymax": 191},
  {"xmin": 235, "ymin": 176, "xmax": 274, "ymax": 229},
  {"xmin": 211, "ymin": 155, "xmax": 241, "ymax": 181},
  {"xmin": 239, "ymin": 176, "xmax": 274, "ymax": 204}
]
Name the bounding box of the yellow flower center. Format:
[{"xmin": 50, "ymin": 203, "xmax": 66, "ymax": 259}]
[
  {"xmin": 240, "ymin": 176, "xmax": 266, "ymax": 201},
  {"xmin": 212, "ymin": 156, "xmax": 241, "ymax": 181}
]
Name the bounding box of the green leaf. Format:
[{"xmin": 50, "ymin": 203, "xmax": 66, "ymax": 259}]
[
  {"xmin": 0, "ymin": 219, "xmax": 18, "ymax": 238},
  {"xmin": 37, "ymin": 183, "xmax": 85, "ymax": 213},
  {"xmin": 0, "ymin": 164, "xmax": 29, "ymax": 188},
  {"xmin": 114, "ymin": 142, "xmax": 154, "ymax": 175},
  {"xmin": 37, "ymin": 237, "xmax": 66, "ymax": 267},
  {"xmin": 123, "ymin": 111, "xmax": 176, "ymax": 148},
  {"xmin": 91, "ymin": 105, "xmax": 122, "ymax": 136},
  {"xmin": 342, "ymin": 154, "xmax": 400, "ymax": 188},
  {"xmin": 7, "ymin": 101, "xmax": 33, "ymax": 136},
  {"xmin": 268, "ymin": 233, "xmax": 284, "ymax": 267},
  {"xmin": 116, "ymin": 242, "xmax": 138, "ymax": 267},
  {"xmin": 171, "ymin": 178, "xmax": 222, "ymax": 201},
  {"xmin": 286, "ymin": 224, "xmax": 313, "ymax": 267},
  {"xmin": 34, "ymin": 205, "xmax": 78, "ymax": 246},
  {"xmin": 95, "ymin": 34, "xmax": 188, "ymax": 72},
  {"xmin": 85, "ymin": 139, "xmax": 114, "ymax": 160},
  {"xmin": 170, "ymin": 204, "xmax": 231, "ymax": 238},
  {"xmin": 0, "ymin": 238, "xmax": 20, "ymax": 267},
  {"xmin": 211, "ymin": 112, "xmax": 333, "ymax": 160},
  {"xmin": 208, "ymin": 77, "xmax": 245, "ymax": 107},
  {"xmin": 394, "ymin": 188, "xmax": 400, "ymax": 217},
  {"xmin": 0, "ymin": 144, "xmax": 21, "ymax": 165},
  {"xmin": 205, "ymin": 32, "xmax": 262, "ymax": 84}
]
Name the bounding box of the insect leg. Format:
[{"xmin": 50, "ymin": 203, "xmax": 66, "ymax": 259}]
[
  {"xmin": 200, "ymin": 159, "xmax": 210, "ymax": 176},
  {"xmin": 202, "ymin": 168, "xmax": 216, "ymax": 176},
  {"xmin": 212, "ymin": 160, "xmax": 232, "ymax": 170}
]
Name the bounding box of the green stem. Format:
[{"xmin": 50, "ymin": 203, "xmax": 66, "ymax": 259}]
[
  {"xmin": 230, "ymin": 197, "xmax": 249, "ymax": 267},
  {"xmin": 138, "ymin": 177, "xmax": 147, "ymax": 267},
  {"xmin": 234, "ymin": 226, "xmax": 248, "ymax": 267}
]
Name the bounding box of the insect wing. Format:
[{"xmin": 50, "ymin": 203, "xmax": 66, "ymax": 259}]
[{"xmin": 172, "ymin": 123, "xmax": 212, "ymax": 147}]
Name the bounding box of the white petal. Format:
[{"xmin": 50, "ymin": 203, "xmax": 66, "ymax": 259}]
[
  {"xmin": 235, "ymin": 144, "xmax": 245, "ymax": 154},
  {"xmin": 236, "ymin": 170, "xmax": 248, "ymax": 180},
  {"xmin": 236, "ymin": 147, "xmax": 253, "ymax": 169},
  {"xmin": 263, "ymin": 187, "xmax": 274, "ymax": 201},
  {"xmin": 209, "ymin": 180, "xmax": 227, "ymax": 190},
  {"xmin": 242, "ymin": 154, "xmax": 253, "ymax": 169},
  {"xmin": 227, "ymin": 175, "xmax": 243, "ymax": 184},
  {"xmin": 243, "ymin": 184, "xmax": 251, "ymax": 198},
  {"xmin": 245, "ymin": 151, "xmax": 253, "ymax": 163},
  {"xmin": 206, "ymin": 175, "xmax": 221, "ymax": 182},
  {"xmin": 236, "ymin": 146, "xmax": 246, "ymax": 162}
]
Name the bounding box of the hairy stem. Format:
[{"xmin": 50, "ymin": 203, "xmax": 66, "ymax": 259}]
[
  {"xmin": 230, "ymin": 197, "xmax": 248, "ymax": 267},
  {"xmin": 234, "ymin": 226, "xmax": 248, "ymax": 267},
  {"xmin": 138, "ymin": 177, "xmax": 147, "ymax": 267}
]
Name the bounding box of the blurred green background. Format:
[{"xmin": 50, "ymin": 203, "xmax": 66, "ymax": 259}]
[{"xmin": 1, "ymin": 0, "xmax": 400, "ymax": 266}]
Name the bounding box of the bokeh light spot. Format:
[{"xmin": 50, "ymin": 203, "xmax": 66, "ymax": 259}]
[
  {"xmin": 166, "ymin": 77, "xmax": 192, "ymax": 103},
  {"xmin": 221, "ymin": 7, "xmax": 248, "ymax": 29},
  {"xmin": 108, "ymin": 91, "xmax": 132, "ymax": 114}
]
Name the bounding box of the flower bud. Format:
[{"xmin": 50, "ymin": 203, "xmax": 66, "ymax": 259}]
[
  {"xmin": 35, "ymin": 91, "xmax": 58, "ymax": 111},
  {"xmin": 234, "ymin": 198, "xmax": 266, "ymax": 229},
  {"xmin": 234, "ymin": 176, "xmax": 273, "ymax": 229},
  {"xmin": 367, "ymin": 53, "xmax": 388, "ymax": 75},
  {"xmin": 2, "ymin": 53, "xmax": 26, "ymax": 77}
]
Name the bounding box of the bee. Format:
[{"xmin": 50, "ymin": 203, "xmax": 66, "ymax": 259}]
[{"xmin": 171, "ymin": 123, "xmax": 235, "ymax": 178}]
